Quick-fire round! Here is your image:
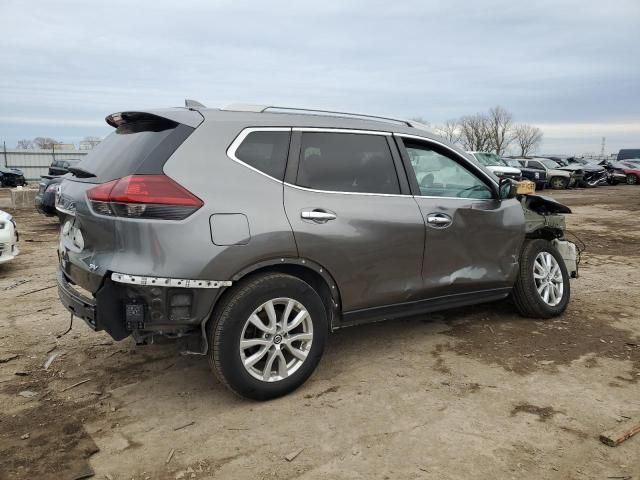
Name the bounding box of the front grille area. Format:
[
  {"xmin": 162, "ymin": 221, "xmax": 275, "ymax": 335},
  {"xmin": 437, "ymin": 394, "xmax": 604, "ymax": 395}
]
[{"xmin": 502, "ymin": 172, "xmax": 522, "ymax": 180}]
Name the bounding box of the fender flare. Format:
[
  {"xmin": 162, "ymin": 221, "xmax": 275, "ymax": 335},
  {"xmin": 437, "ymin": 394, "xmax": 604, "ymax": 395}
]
[{"xmin": 229, "ymin": 256, "xmax": 342, "ymax": 308}]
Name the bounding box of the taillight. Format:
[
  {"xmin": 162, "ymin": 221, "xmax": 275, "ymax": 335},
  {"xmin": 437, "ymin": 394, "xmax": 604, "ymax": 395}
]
[{"xmin": 87, "ymin": 175, "xmax": 203, "ymax": 220}]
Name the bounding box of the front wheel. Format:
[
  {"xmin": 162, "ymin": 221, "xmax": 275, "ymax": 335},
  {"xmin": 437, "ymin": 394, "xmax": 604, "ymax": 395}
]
[
  {"xmin": 627, "ymin": 174, "xmax": 638, "ymax": 185},
  {"xmin": 550, "ymin": 177, "xmax": 568, "ymax": 189},
  {"xmin": 512, "ymin": 239, "xmax": 570, "ymax": 318},
  {"xmin": 208, "ymin": 273, "xmax": 328, "ymax": 400}
]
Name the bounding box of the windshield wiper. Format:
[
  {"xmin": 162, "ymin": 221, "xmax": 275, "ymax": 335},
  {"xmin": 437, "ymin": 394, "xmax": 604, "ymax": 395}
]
[{"xmin": 67, "ymin": 167, "xmax": 96, "ymax": 178}]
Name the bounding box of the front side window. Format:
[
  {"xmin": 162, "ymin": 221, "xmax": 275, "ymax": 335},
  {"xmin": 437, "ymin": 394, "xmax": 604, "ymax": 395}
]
[
  {"xmin": 297, "ymin": 132, "xmax": 400, "ymax": 194},
  {"xmin": 540, "ymin": 159, "xmax": 560, "ymax": 169},
  {"xmin": 528, "ymin": 160, "xmax": 545, "ymax": 169},
  {"xmin": 234, "ymin": 131, "xmax": 291, "ymax": 180},
  {"xmin": 404, "ymin": 141, "xmax": 492, "ymax": 199}
]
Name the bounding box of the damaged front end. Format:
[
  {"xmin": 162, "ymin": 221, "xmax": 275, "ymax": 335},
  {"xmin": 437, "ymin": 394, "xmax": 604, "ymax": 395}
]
[{"xmin": 520, "ymin": 194, "xmax": 579, "ymax": 278}]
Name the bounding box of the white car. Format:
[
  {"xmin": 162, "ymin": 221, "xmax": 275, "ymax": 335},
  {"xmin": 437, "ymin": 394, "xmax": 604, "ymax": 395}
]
[
  {"xmin": 0, "ymin": 210, "xmax": 19, "ymax": 264},
  {"xmin": 467, "ymin": 151, "xmax": 523, "ymax": 180}
]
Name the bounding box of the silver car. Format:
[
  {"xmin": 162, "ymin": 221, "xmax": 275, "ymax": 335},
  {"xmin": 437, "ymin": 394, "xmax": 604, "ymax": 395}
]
[{"xmin": 56, "ymin": 103, "xmax": 577, "ymax": 399}]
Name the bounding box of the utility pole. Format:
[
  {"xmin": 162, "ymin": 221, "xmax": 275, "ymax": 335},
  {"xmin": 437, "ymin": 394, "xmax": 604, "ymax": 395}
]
[
  {"xmin": 3, "ymin": 141, "xmax": 7, "ymax": 168},
  {"xmin": 601, "ymin": 137, "xmax": 606, "ymax": 158}
]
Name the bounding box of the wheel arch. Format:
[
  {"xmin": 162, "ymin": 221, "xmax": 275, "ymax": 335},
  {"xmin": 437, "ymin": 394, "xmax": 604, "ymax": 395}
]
[{"xmin": 214, "ymin": 258, "xmax": 343, "ymax": 332}]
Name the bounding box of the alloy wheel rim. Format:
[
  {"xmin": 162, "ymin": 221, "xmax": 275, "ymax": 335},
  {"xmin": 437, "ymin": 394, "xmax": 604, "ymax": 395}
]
[
  {"xmin": 239, "ymin": 298, "xmax": 313, "ymax": 382},
  {"xmin": 533, "ymin": 252, "xmax": 564, "ymax": 306}
]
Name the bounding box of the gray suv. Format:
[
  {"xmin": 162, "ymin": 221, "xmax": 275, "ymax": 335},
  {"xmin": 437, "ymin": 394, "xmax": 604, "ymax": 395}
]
[{"xmin": 56, "ymin": 103, "xmax": 577, "ymax": 400}]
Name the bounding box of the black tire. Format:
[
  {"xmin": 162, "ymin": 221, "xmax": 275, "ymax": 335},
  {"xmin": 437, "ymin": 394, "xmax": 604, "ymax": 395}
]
[
  {"xmin": 208, "ymin": 273, "xmax": 328, "ymax": 400},
  {"xmin": 627, "ymin": 174, "xmax": 638, "ymax": 185},
  {"xmin": 550, "ymin": 177, "xmax": 568, "ymax": 190},
  {"xmin": 512, "ymin": 239, "xmax": 570, "ymax": 319}
]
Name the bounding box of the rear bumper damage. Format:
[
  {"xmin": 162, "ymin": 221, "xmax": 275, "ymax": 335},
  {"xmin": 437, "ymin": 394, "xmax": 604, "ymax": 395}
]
[{"xmin": 57, "ymin": 268, "xmax": 226, "ymax": 342}]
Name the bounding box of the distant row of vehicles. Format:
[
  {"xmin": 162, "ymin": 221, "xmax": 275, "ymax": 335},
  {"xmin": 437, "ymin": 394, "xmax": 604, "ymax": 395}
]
[{"xmin": 468, "ymin": 152, "xmax": 640, "ymax": 190}]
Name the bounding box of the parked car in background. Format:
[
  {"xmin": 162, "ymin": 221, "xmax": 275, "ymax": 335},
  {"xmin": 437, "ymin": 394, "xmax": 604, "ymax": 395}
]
[
  {"xmin": 35, "ymin": 175, "xmax": 63, "ymax": 216},
  {"xmin": 49, "ymin": 159, "xmax": 81, "ymax": 176},
  {"xmin": 560, "ymin": 158, "xmax": 608, "ymax": 187},
  {"xmin": 617, "ymin": 149, "xmax": 640, "ymax": 161},
  {"xmin": 619, "ymin": 161, "xmax": 640, "ymax": 184},
  {"xmin": 0, "ymin": 167, "xmax": 27, "ymax": 187},
  {"xmin": 594, "ymin": 160, "xmax": 628, "ymax": 185},
  {"xmin": 516, "ymin": 158, "xmax": 576, "ymax": 189},
  {"xmin": 503, "ymin": 158, "xmax": 546, "ymax": 190},
  {"xmin": 56, "ymin": 103, "xmax": 577, "ymax": 400},
  {"xmin": 467, "ymin": 152, "xmax": 522, "ymax": 180},
  {"xmin": 0, "ymin": 210, "xmax": 19, "ymax": 264}
]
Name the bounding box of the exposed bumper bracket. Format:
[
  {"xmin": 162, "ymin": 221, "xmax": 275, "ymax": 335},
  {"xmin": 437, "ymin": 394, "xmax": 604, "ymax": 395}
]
[{"xmin": 111, "ymin": 272, "xmax": 231, "ymax": 289}]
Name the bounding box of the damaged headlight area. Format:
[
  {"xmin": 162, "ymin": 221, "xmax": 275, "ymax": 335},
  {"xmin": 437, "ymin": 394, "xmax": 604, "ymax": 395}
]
[{"xmin": 519, "ymin": 193, "xmax": 580, "ymax": 279}]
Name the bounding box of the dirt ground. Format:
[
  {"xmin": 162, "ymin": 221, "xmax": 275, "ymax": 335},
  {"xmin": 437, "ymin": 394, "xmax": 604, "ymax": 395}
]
[{"xmin": 0, "ymin": 185, "xmax": 639, "ymax": 480}]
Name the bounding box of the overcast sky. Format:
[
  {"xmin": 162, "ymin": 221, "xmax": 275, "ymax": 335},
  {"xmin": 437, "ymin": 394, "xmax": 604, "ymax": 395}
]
[{"xmin": 1, "ymin": 0, "xmax": 639, "ymax": 154}]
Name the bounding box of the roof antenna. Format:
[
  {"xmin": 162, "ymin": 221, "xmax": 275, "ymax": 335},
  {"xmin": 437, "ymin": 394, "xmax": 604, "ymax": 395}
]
[{"xmin": 185, "ymin": 99, "xmax": 206, "ymax": 109}]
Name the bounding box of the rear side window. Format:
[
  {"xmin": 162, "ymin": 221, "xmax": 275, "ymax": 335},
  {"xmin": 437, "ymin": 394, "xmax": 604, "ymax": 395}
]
[
  {"xmin": 234, "ymin": 131, "xmax": 290, "ymax": 180},
  {"xmin": 297, "ymin": 132, "xmax": 400, "ymax": 194}
]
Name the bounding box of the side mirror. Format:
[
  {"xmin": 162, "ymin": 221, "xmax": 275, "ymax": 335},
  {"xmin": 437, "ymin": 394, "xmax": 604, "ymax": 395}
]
[{"xmin": 498, "ymin": 178, "xmax": 518, "ymax": 200}]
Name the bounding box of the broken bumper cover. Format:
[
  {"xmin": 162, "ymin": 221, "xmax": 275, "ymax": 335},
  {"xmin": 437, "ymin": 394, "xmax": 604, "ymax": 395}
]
[
  {"xmin": 57, "ymin": 269, "xmax": 98, "ymax": 331},
  {"xmin": 57, "ymin": 268, "xmax": 228, "ymax": 341}
]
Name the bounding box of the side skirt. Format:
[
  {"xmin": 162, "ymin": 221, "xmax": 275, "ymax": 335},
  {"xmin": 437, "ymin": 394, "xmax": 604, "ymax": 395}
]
[{"xmin": 335, "ymin": 288, "xmax": 512, "ymax": 330}]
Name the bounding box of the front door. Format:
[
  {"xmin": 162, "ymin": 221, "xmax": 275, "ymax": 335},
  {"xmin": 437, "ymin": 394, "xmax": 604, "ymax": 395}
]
[
  {"xmin": 284, "ymin": 130, "xmax": 425, "ymax": 313},
  {"xmin": 396, "ymin": 135, "xmax": 525, "ymax": 299}
]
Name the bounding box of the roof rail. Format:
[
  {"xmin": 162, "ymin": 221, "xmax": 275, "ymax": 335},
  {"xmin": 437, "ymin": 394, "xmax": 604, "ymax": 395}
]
[{"xmin": 221, "ymin": 104, "xmax": 430, "ymax": 130}]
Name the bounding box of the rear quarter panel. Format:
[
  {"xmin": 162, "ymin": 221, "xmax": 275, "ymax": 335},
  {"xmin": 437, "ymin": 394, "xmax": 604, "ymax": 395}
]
[{"xmin": 162, "ymin": 119, "xmax": 298, "ymax": 280}]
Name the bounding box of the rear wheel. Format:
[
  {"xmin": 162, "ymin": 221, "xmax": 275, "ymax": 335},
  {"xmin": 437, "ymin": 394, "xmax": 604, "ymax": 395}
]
[
  {"xmin": 550, "ymin": 177, "xmax": 568, "ymax": 190},
  {"xmin": 208, "ymin": 273, "xmax": 328, "ymax": 400},
  {"xmin": 627, "ymin": 174, "xmax": 638, "ymax": 185},
  {"xmin": 512, "ymin": 239, "xmax": 570, "ymax": 319}
]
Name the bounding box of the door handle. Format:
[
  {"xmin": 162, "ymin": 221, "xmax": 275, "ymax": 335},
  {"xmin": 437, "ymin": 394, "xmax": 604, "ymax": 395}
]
[
  {"xmin": 301, "ymin": 209, "xmax": 337, "ymax": 222},
  {"xmin": 426, "ymin": 213, "xmax": 452, "ymax": 228}
]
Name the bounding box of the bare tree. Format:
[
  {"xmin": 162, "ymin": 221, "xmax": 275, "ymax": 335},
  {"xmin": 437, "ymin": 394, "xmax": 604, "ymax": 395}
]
[
  {"xmin": 513, "ymin": 124, "xmax": 543, "ymax": 157},
  {"xmin": 80, "ymin": 136, "xmax": 102, "ymax": 150},
  {"xmin": 16, "ymin": 139, "xmax": 34, "ymax": 149},
  {"xmin": 33, "ymin": 137, "xmax": 61, "ymax": 149},
  {"xmin": 458, "ymin": 114, "xmax": 492, "ymax": 151},
  {"xmin": 486, "ymin": 105, "xmax": 514, "ymax": 155},
  {"xmin": 435, "ymin": 119, "xmax": 461, "ymax": 144}
]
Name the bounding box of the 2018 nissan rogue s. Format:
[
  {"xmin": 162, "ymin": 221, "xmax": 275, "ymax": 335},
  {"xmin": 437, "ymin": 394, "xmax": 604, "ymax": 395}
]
[{"xmin": 56, "ymin": 102, "xmax": 577, "ymax": 400}]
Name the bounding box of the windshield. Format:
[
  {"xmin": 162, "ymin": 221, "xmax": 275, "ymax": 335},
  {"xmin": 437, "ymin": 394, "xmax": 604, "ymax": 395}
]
[
  {"xmin": 622, "ymin": 160, "xmax": 640, "ymax": 168},
  {"xmin": 541, "ymin": 159, "xmax": 560, "ymax": 168},
  {"xmin": 473, "ymin": 152, "xmax": 506, "ymax": 167},
  {"xmin": 505, "ymin": 159, "xmax": 521, "ymax": 168}
]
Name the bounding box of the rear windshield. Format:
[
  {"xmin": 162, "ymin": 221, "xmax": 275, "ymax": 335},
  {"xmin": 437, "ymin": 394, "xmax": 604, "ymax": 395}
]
[{"xmin": 74, "ymin": 116, "xmax": 193, "ymax": 182}]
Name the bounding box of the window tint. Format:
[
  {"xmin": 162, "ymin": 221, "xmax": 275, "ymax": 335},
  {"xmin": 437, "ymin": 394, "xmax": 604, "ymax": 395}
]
[
  {"xmin": 404, "ymin": 141, "xmax": 492, "ymax": 199},
  {"xmin": 528, "ymin": 160, "xmax": 544, "ymax": 169},
  {"xmin": 235, "ymin": 131, "xmax": 290, "ymax": 180},
  {"xmin": 297, "ymin": 132, "xmax": 400, "ymax": 194},
  {"xmin": 77, "ymin": 121, "xmax": 192, "ymax": 182}
]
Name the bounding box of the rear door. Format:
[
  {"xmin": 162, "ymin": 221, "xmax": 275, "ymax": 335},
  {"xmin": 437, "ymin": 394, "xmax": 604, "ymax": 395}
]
[
  {"xmin": 395, "ymin": 134, "xmax": 525, "ymax": 298},
  {"xmin": 57, "ymin": 111, "xmax": 200, "ymax": 293},
  {"xmin": 283, "ymin": 129, "xmax": 425, "ymax": 313}
]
